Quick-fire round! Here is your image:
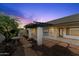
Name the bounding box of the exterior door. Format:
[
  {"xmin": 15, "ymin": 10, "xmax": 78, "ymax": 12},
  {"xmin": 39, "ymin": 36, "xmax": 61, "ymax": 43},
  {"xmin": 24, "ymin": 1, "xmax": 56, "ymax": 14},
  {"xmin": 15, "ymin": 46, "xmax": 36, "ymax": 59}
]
[{"xmin": 59, "ymin": 28, "xmax": 63, "ymax": 37}]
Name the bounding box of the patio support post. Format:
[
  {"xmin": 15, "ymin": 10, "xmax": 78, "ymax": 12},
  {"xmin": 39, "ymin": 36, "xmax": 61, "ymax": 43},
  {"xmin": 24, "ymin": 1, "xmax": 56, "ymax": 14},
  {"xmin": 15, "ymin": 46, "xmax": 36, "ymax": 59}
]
[
  {"xmin": 54, "ymin": 27, "xmax": 59, "ymax": 38},
  {"xmin": 63, "ymin": 28, "xmax": 66, "ymax": 37},
  {"xmin": 37, "ymin": 27, "xmax": 43, "ymax": 45}
]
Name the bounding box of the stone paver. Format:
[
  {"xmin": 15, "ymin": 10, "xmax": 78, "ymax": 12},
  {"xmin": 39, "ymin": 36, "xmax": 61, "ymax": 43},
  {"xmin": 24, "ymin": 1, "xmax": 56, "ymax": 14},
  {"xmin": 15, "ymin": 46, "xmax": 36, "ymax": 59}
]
[
  {"xmin": 19, "ymin": 37, "xmax": 38, "ymax": 56},
  {"xmin": 13, "ymin": 37, "xmax": 79, "ymax": 56}
]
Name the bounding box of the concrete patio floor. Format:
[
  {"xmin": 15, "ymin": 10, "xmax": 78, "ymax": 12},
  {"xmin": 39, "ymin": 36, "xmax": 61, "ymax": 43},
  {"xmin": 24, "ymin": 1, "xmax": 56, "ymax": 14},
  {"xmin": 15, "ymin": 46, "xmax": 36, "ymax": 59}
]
[{"xmin": 12, "ymin": 37, "xmax": 79, "ymax": 56}]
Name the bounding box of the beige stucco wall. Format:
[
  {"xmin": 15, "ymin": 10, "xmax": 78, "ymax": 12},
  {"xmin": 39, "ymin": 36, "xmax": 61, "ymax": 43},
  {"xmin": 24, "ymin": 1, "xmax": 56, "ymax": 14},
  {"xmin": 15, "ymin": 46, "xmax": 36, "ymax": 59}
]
[
  {"xmin": 27, "ymin": 27, "xmax": 79, "ymax": 40},
  {"xmin": 69, "ymin": 28, "xmax": 79, "ymax": 36},
  {"xmin": 48, "ymin": 27, "xmax": 54, "ymax": 37},
  {"xmin": 31, "ymin": 28, "xmax": 37, "ymax": 39},
  {"xmin": 47, "ymin": 27, "xmax": 79, "ymax": 37},
  {"xmin": 44, "ymin": 26, "xmax": 79, "ymax": 38},
  {"xmin": 48, "ymin": 26, "xmax": 59, "ymax": 38}
]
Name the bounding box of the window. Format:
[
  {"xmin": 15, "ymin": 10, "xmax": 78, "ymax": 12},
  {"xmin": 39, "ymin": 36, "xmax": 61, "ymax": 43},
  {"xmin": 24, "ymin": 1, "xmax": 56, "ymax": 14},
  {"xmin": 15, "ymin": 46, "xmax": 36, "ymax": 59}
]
[{"xmin": 43, "ymin": 27, "xmax": 49, "ymax": 36}]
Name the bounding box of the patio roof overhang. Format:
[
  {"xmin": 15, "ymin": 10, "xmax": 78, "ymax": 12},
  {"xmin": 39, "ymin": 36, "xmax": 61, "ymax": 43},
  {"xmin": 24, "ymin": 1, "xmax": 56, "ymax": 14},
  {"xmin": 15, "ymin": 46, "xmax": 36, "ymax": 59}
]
[
  {"xmin": 25, "ymin": 22, "xmax": 53, "ymax": 28},
  {"xmin": 54, "ymin": 21, "xmax": 79, "ymax": 27},
  {"xmin": 47, "ymin": 14, "xmax": 79, "ymax": 27}
]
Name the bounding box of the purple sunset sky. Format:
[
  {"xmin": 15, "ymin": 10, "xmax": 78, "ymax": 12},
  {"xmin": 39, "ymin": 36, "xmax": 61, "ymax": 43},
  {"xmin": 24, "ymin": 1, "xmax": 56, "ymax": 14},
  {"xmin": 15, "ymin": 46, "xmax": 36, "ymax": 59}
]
[{"xmin": 0, "ymin": 3, "xmax": 79, "ymax": 27}]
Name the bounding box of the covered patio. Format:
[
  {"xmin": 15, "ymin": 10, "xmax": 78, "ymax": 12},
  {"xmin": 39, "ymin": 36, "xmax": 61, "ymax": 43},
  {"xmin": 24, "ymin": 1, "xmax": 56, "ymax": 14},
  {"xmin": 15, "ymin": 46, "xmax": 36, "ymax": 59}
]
[
  {"xmin": 24, "ymin": 14, "xmax": 79, "ymax": 55},
  {"xmin": 14, "ymin": 37, "xmax": 79, "ymax": 56},
  {"xmin": 25, "ymin": 22, "xmax": 52, "ymax": 45}
]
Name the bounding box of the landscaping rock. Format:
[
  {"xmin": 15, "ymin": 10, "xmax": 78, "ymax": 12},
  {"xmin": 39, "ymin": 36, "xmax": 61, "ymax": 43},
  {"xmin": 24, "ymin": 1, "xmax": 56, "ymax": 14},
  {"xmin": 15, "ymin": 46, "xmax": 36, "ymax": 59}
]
[{"xmin": 0, "ymin": 33, "xmax": 5, "ymax": 43}]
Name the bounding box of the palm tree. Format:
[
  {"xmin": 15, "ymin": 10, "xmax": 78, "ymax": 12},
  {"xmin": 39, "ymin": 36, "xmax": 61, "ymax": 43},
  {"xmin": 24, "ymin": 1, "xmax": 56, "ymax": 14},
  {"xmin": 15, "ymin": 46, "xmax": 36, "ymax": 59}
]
[{"xmin": 0, "ymin": 14, "xmax": 19, "ymax": 40}]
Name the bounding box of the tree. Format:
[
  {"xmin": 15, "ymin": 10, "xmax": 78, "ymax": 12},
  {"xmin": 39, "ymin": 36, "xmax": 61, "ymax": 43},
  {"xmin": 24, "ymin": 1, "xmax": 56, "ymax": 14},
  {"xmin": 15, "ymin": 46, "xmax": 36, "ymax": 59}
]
[{"xmin": 0, "ymin": 14, "xmax": 19, "ymax": 40}]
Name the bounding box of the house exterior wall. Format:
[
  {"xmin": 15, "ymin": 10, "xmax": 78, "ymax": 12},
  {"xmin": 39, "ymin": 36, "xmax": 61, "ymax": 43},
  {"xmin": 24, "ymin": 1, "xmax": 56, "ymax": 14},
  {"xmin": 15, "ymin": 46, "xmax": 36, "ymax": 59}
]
[
  {"xmin": 43, "ymin": 26, "xmax": 59, "ymax": 39},
  {"xmin": 69, "ymin": 28, "xmax": 79, "ymax": 36},
  {"xmin": 53, "ymin": 27, "xmax": 59, "ymax": 38},
  {"xmin": 27, "ymin": 26, "xmax": 79, "ymax": 42},
  {"xmin": 31, "ymin": 28, "xmax": 37, "ymax": 39},
  {"xmin": 48, "ymin": 27, "xmax": 55, "ymax": 37},
  {"xmin": 48, "ymin": 27, "xmax": 79, "ymax": 38},
  {"xmin": 46, "ymin": 27, "xmax": 79, "ymax": 39},
  {"xmin": 43, "ymin": 27, "xmax": 49, "ymax": 36}
]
